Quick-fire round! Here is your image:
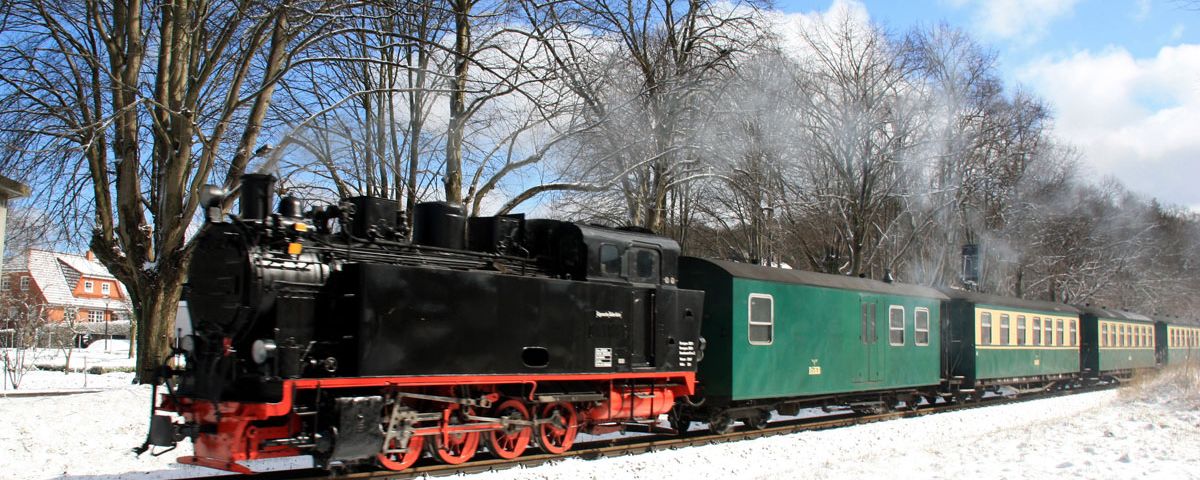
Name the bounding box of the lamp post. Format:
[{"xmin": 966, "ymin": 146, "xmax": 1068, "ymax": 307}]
[{"xmin": 103, "ymin": 300, "xmax": 109, "ymax": 352}]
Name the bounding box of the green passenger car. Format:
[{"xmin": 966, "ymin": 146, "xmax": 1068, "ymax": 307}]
[
  {"xmin": 1158, "ymin": 318, "xmax": 1200, "ymax": 366},
  {"xmin": 941, "ymin": 290, "xmax": 1081, "ymax": 390},
  {"xmin": 679, "ymin": 257, "xmax": 947, "ymax": 423},
  {"xmin": 1078, "ymin": 306, "xmax": 1157, "ymax": 378}
]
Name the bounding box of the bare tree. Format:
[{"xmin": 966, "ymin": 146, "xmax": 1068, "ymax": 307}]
[
  {"xmin": 0, "ymin": 1, "xmax": 345, "ymax": 381},
  {"xmin": 775, "ymin": 12, "xmax": 922, "ymax": 277},
  {"xmin": 524, "ymin": 0, "xmax": 767, "ymax": 231},
  {"xmin": 273, "ymin": 0, "xmax": 451, "ymax": 218},
  {"xmin": 0, "ymin": 296, "xmax": 49, "ymax": 389}
]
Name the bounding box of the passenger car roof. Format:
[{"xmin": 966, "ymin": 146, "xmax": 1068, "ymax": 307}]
[
  {"xmin": 938, "ymin": 288, "xmax": 1081, "ymax": 315},
  {"xmin": 1074, "ymin": 305, "xmax": 1154, "ymax": 322},
  {"xmin": 681, "ymin": 257, "xmax": 948, "ymax": 300},
  {"xmin": 1154, "ymin": 315, "xmax": 1200, "ymax": 327}
]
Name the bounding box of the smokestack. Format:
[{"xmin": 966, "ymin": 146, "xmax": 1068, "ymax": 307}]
[
  {"xmin": 961, "ymin": 244, "xmax": 981, "ymax": 290},
  {"xmin": 239, "ymin": 174, "xmax": 275, "ymax": 221},
  {"xmin": 883, "ymin": 269, "xmax": 894, "ymax": 283},
  {"xmin": 823, "ymin": 247, "xmax": 840, "ymax": 274}
]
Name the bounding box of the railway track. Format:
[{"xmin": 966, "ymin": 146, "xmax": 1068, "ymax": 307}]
[{"xmin": 178, "ymin": 382, "xmax": 1118, "ymax": 480}]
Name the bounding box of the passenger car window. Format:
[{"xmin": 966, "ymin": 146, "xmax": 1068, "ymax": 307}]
[
  {"xmin": 915, "ymin": 308, "xmax": 930, "ymax": 346},
  {"xmin": 599, "ymin": 244, "xmax": 622, "ymax": 277},
  {"xmin": 1033, "ymin": 317, "xmax": 1042, "ymax": 345},
  {"xmin": 1057, "ymin": 319, "xmax": 1065, "ymax": 346},
  {"xmin": 980, "ymin": 312, "xmax": 992, "ymax": 345},
  {"xmin": 1017, "ymin": 316, "xmax": 1027, "ymax": 346},
  {"xmin": 889, "ymin": 306, "xmax": 905, "ymax": 346},
  {"xmin": 1000, "ymin": 314, "xmax": 1010, "ymax": 345},
  {"xmin": 1069, "ymin": 320, "xmax": 1077, "ymax": 346},
  {"xmin": 628, "ymin": 248, "xmax": 659, "ymax": 284},
  {"xmin": 748, "ymin": 294, "xmax": 774, "ymax": 345},
  {"xmin": 1101, "ymin": 323, "xmax": 1108, "ymax": 347}
]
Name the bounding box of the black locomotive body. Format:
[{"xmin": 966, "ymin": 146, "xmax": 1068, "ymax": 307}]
[{"xmin": 149, "ymin": 175, "xmax": 703, "ymax": 472}]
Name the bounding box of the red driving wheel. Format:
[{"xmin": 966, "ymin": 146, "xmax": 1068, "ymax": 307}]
[
  {"xmin": 377, "ymin": 434, "xmax": 424, "ymax": 471},
  {"xmin": 432, "ymin": 406, "xmax": 480, "ymax": 464},
  {"xmin": 487, "ymin": 399, "xmax": 533, "ymax": 459},
  {"xmin": 538, "ymin": 402, "xmax": 578, "ymax": 454}
]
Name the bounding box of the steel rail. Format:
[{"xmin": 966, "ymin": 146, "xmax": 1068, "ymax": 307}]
[{"xmin": 174, "ymin": 381, "xmax": 1117, "ymax": 480}]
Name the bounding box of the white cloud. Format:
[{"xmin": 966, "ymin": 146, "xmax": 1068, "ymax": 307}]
[
  {"xmin": 952, "ymin": 0, "xmax": 1080, "ymax": 42},
  {"xmin": 1018, "ymin": 44, "xmax": 1200, "ymax": 208},
  {"xmin": 768, "ymin": 0, "xmax": 874, "ymax": 64}
]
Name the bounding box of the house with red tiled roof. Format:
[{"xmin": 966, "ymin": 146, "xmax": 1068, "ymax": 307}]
[{"xmin": 2, "ymin": 249, "xmax": 133, "ymax": 342}]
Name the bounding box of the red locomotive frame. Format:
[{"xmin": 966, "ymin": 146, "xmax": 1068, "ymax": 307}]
[{"xmin": 161, "ymin": 371, "xmax": 696, "ymax": 473}]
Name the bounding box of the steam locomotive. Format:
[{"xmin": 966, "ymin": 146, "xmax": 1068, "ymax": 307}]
[{"xmin": 143, "ymin": 174, "xmax": 704, "ymax": 472}]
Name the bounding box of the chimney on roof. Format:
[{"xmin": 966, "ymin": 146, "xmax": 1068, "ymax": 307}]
[{"xmin": 85, "ymin": 250, "xmax": 95, "ymax": 262}]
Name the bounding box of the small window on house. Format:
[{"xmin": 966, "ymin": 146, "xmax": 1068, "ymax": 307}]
[
  {"xmin": 628, "ymin": 248, "xmax": 659, "ymax": 284},
  {"xmin": 889, "ymin": 306, "xmax": 905, "ymax": 346},
  {"xmin": 20, "ymin": 277, "xmax": 30, "ymax": 291},
  {"xmin": 598, "ymin": 244, "xmax": 623, "ymax": 278},
  {"xmin": 64, "ymin": 309, "xmax": 75, "ymax": 322},
  {"xmin": 1057, "ymin": 319, "xmax": 1065, "ymax": 346},
  {"xmin": 88, "ymin": 310, "xmax": 103, "ymax": 322},
  {"xmin": 980, "ymin": 312, "xmax": 992, "ymax": 345},
  {"xmin": 84, "ymin": 281, "xmax": 94, "ymax": 293},
  {"xmin": 999, "ymin": 314, "xmax": 1011, "ymax": 345},
  {"xmin": 1033, "ymin": 317, "xmax": 1042, "ymax": 345},
  {"xmin": 748, "ymin": 294, "xmax": 774, "ymax": 345},
  {"xmin": 1, "ymin": 276, "xmax": 9, "ymax": 291},
  {"xmin": 915, "ymin": 308, "xmax": 930, "ymax": 346},
  {"xmin": 101, "ymin": 283, "xmax": 111, "ymax": 296},
  {"xmin": 1017, "ymin": 315, "xmax": 1027, "ymax": 345}
]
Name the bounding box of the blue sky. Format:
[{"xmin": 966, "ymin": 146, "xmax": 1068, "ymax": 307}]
[{"xmin": 774, "ymin": 0, "xmax": 1200, "ymax": 211}]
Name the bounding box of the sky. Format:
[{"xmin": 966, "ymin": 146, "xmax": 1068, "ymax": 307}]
[{"xmin": 774, "ymin": 0, "xmax": 1200, "ymax": 211}]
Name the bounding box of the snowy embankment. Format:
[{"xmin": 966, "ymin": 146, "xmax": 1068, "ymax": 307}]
[{"xmin": 2, "ymin": 367, "xmax": 1198, "ymax": 479}]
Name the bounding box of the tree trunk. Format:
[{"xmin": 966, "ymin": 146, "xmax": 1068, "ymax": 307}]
[
  {"xmin": 445, "ymin": 0, "xmax": 472, "ymax": 204},
  {"xmin": 133, "ymin": 277, "xmax": 184, "ymax": 380}
]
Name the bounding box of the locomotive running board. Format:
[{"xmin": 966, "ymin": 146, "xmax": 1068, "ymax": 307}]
[{"xmin": 178, "ymin": 456, "xmax": 255, "ymax": 474}]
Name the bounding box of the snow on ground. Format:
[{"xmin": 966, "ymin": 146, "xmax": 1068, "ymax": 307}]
[
  {"xmin": 1, "ymin": 367, "xmax": 1198, "ymax": 479},
  {"xmin": 2, "ymin": 342, "xmax": 136, "ymax": 393},
  {"xmin": 482, "ymin": 371, "xmax": 1200, "ymax": 480}
]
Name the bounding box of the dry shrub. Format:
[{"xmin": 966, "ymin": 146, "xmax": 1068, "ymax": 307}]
[{"xmin": 1120, "ymin": 363, "xmax": 1200, "ymax": 408}]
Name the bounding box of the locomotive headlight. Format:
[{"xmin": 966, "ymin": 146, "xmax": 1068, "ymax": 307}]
[
  {"xmin": 252, "ymin": 339, "xmax": 277, "ymax": 364},
  {"xmin": 168, "ymin": 353, "xmax": 188, "ymax": 372}
]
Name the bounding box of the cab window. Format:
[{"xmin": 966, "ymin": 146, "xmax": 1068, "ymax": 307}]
[
  {"xmin": 628, "ymin": 247, "xmax": 659, "ymax": 284},
  {"xmin": 599, "ymin": 244, "xmax": 623, "ymax": 278}
]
